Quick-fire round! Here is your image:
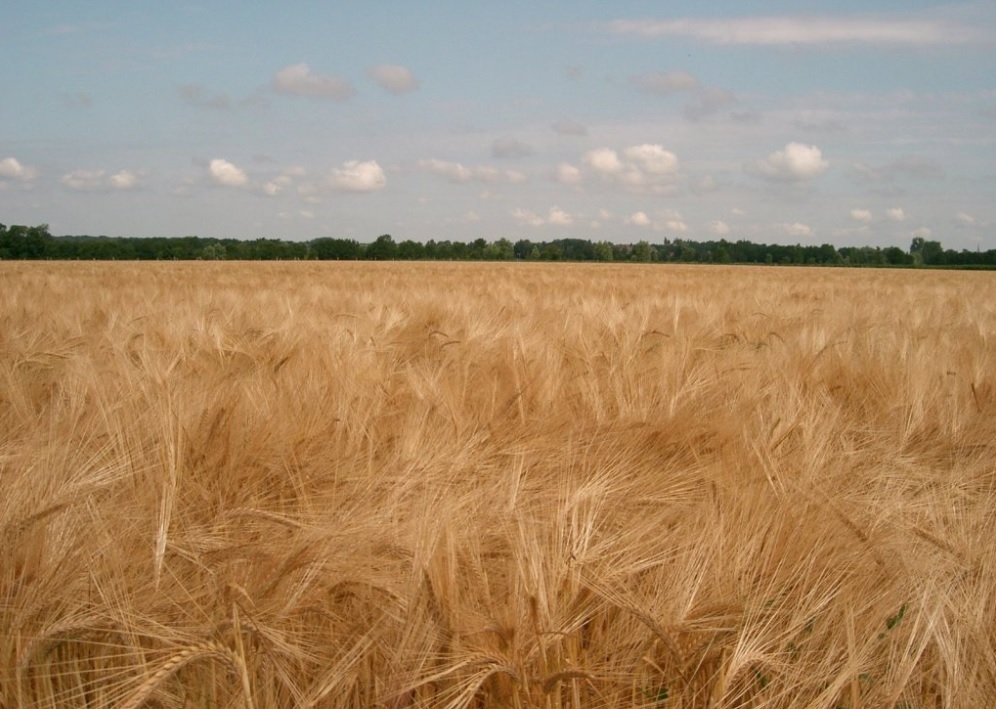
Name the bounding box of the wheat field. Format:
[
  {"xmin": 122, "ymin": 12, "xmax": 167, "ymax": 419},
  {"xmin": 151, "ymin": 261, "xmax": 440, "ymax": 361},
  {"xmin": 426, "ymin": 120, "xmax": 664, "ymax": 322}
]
[{"xmin": 1, "ymin": 261, "xmax": 994, "ymax": 708}]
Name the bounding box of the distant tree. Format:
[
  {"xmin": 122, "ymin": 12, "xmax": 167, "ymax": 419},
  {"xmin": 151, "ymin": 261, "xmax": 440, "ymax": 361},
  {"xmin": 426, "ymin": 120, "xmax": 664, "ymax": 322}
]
[
  {"xmin": 468, "ymin": 237, "xmax": 488, "ymax": 260},
  {"xmin": 594, "ymin": 241, "xmax": 613, "ymax": 262},
  {"xmin": 397, "ymin": 239, "xmax": 425, "ymax": 260},
  {"xmin": 632, "ymin": 240, "xmax": 652, "ymax": 262},
  {"xmin": 365, "ymin": 234, "xmax": 398, "ymax": 260},
  {"xmin": 201, "ymin": 243, "xmax": 227, "ymax": 260},
  {"xmin": 540, "ymin": 242, "xmax": 563, "ymax": 260},
  {"xmin": 311, "ymin": 237, "xmax": 361, "ymax": 260},
  {"xmin": 921, "ymin": 240, "xmax": 943, "ymax": 265},
  {"xmin": 910, "ymin": 236, "xmax": 943, "ymax": 266},
  {"xmin": 484, "ymin": 238, "xmax": 514, "ymax": 260},
  {"xmin": 883, "ymin": 246, "xmax": 912, "ymax": 266}
]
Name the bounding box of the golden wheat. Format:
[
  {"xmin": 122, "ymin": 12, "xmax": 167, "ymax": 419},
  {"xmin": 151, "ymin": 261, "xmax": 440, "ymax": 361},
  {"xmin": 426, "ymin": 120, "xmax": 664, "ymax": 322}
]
[{"xmin": 1, "ymin": 260, "xmax": 994, "ymax": 707}]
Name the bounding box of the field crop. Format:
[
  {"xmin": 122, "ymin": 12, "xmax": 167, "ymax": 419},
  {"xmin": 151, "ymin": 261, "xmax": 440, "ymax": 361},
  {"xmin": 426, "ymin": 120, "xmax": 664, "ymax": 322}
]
[{"xmin": 1, "ymin": 261, "xmax": 995, "ymax": 708}]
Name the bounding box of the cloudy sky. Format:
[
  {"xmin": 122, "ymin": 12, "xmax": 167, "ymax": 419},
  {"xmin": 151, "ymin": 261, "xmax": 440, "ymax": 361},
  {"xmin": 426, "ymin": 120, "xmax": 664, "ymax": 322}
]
[{"xmin": 2, "ymin": 1, "xmax": 995, "ymax": 248}]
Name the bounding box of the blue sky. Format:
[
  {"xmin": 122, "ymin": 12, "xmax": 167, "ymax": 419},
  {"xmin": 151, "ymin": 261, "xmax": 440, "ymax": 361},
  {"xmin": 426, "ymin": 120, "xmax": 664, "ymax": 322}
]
[{"xmin": 2, "ymin": 2, "xmax": 995, "ymax": 248}]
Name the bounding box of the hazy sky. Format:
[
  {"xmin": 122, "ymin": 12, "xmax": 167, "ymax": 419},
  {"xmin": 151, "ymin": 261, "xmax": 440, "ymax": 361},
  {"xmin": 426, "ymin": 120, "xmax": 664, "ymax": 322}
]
[{"xmin": 2, "ymin": 2, "xmax": 995, "ymax": 248}]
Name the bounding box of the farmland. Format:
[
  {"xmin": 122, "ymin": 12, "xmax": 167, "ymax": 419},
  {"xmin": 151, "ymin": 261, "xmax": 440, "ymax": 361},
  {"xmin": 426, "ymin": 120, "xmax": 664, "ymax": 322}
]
[{"xmin": 2, "ymin": 261, "xmax": 995, "ymax": 708}]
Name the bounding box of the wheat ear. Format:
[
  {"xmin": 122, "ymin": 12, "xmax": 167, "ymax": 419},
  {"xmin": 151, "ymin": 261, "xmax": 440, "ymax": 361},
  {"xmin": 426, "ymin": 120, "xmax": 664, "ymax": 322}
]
[{"xmin": 117, "ymin": 640, "xmax": 252, "ymax": 709}]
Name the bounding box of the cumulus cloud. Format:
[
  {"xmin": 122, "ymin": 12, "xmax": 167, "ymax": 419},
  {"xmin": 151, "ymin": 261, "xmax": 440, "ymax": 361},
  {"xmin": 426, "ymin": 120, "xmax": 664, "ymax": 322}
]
[
  {"xmin": 492, "ymin": 137, "xmax": 534, "ymax": 159},
  {"xmin": 0, "ymin": 157, "xmax": 39, "ymax": 183},
  {"xmin": 209, "ymin": 159, "xmax": 249, "ymax": 187},
  {"xmin": 273, "ymin": 63, "xmax": 355, "ymax": 100},
  {"xmin": 623, "ymin": 144, "xmax": 679, "ymax": 174},
  {"xmin": 709, "ymin": 220, "xmax": 731, "ymax": 236},
  {"xmin": 421, "ymin": 159, "xmax": 473, "ymax": 183},
  {"xmin": 626, "ymin": 210, "xmax": 688, "ymax": 232},
  {"xmin": 631, "ymin": 70, "xmax": 698, "ymax": 95},
  {"xmin": 886, "ymin": 207, "xmax": 906, "ymax": 222},
  {"xmin": 548, "ymin": 207, "xmax": 573, "ymax": 226},
  {"xmin": 584, "ymin": 148, "xmax": 625, "ymax": 175},
  {"xmin": 955, "ymin": 212, "xmax": 976, "ymax": 227},
  {"xmin": 366, "ymin": 64, "xmax": 418, "ymax": 94},
  {"xmin": 60, "ymin": 169, "xmax": 140, "ymax": 192},
  {"xmin": 263, "ymin": 175, "xmax": 293, "ymax": 197},
  {"xmin": 329, "ymin": 160, "xmax": 386, "ymax": 192},
  {"xmin": 419, "ymin": 158, "xmax": 524, "ymax": 185},
  {"xmin": 748, "ymin": 142, "xmax": 829, "ymax": 182},
  {"xmin": 109, "ymin": 170, "xmax": 139, "ymax": 190},
  {"xmin": 850, "ymin": 208, "xmax": 873, "ymax": 223},
  {"xmin": 578, "ymin": 144, "xmax": 682, "ymax": 193},
  {"xmin": 512, "ymin": 206, "xmax": 575, "ymax": 227},
  {"xmin": 555, "ymin": 163, "xmax": 582, "ymax": 185},
  {"xmin": 606, "ymin": 16, "xmax": 987, "ymax": 46},
  {"xmin": 779, "ymin": 222, "xmax": 814, "ymax": 238},
  {"xmin": 551, "ymin": 119, "xmax": 588, "ymax": 136},
  {"xmin": 512, "ymin": 208, "xmax": 545, "ymax": 227}
]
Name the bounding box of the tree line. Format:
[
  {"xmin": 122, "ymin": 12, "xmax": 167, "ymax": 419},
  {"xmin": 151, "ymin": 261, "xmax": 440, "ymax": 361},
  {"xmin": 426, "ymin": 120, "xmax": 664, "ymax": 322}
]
[{"xmin": 1, "ymin": 223, "xmax": 993, "ymax": 268}]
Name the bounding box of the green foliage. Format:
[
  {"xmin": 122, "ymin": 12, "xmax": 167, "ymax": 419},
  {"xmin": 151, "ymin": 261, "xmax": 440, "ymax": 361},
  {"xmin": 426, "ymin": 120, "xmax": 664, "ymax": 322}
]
[{"xmin": 3, "ymin": 222, "xmax": 995, "ymax": 267}]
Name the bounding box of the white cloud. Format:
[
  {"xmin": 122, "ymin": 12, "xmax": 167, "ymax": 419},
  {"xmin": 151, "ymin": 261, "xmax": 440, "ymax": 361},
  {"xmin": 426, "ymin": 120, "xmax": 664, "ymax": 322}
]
[
  {"xmin": 209, "ymin": 159, "xmax": 249, "ymax": 187},
  {"xmin": 850, "ymin": 208, "xmax": 873, "ymax": 223},
  {"xmin": 329, "ymin": 160, "xmax": 386, "ymax": 192},
  {"xmin": 779, "ymin": 222, "xmax": 814, "ymax": 238},
  {"xmin": 584, "ymin": 148, "xmax": 624, "ymax": 175},
  {"xmin": 60, "ymin": 168, "xmax": 140, "ymax": 192},
  {"xmin": 631, "ymin": 70, "xmax": 698, "ymax": 95},
  {"xmin": 606, "ymin": 16, "xmax": 987, "ymax": 46},
  {"xmin": 709, "ymin": 220, "xmax": 731, "ymax": 236},
  {"xmin": 492, "ymin": 137, "xmax": 534, "ymax": 159},
  {"xmin": 512, "ymin": 206, "xmax": 575, "ymax": 227},
  {"xmin": 551, "ymin": 119, "xmax": 588, "ymax": 136},
  {"xmin": 420, "ymin": 159, "xmax": 523, "ymax": 184},
  {"xmin": 273, "ymin": 63, "xmax": 355, "ymax": 100},
  {"xmin": 109, "ymin": 170, "xmax": 139, "ymax": 190},
  {"xmin": 748, "ymin": 142, "xmax": 829, "ymax": 182},
  {"xmin": 626, "ymin": 211, "xmax": 651, "ymax": 227},
  {"xmin": 886, "ymin": 207, "xmax": 906, "ymax": 222},
  {"xmin": 548, "ymin": 207, "xmax": 573, "ymax": 226},
  {"xmin": 61, "ymin": 170, "xmax": 106, "ymax": 191},
  {"xmin": 263, "ymin": 175, "xmax": 292, "ymax": 197},
  {"xmin": 623, "ymin": 144, "xmax": 679, "ymax": 174},
  {"xmin": 912, "ymin": 226, "xmax": 933, "ymax": 239},
  {"xmin": 555, "ymin": 163, "xmax": 582, "ymax": 185},
  {"xmin": 366, "ymin": 64, "xmax": 418, "ymax": 94},
  {"xmin": 421, "ymin": 159, "xmax": 473, "ymax": 183},
  {"xmin": 581, "ymin": 144, "xmax": 682, "ymax": 192},
  {"xmin": 955, "ymin": 212, "xmax": 976, "ymax": 227},
  {"xmin": 512, "ymin": 208, "xmax": 545, "ymax": 227},
  {"xmin": 0, "ymin": 157, "xmax": 39, "ymax": 183}
]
